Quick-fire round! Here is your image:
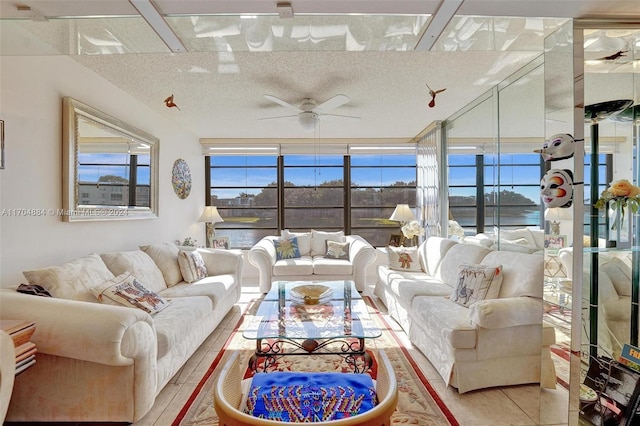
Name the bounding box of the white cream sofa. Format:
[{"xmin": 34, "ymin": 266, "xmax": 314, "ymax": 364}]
[
  {"xmin": 374, "ymin": 236, "xmax": 556, "ymax": 393},
  {"xmin": 0, "ymin": 243, "xmax": 243, "ymax": 423},
  {"xmin": 464, "ymin": 227, "xmax": 545, "ymax": 255},
  {"xmin": 248, "ymin": 231, "xmax": 376, "ymax": 293},
  {"xmin": 558, "ymin": 246, "xmax": 633, "ymax": 358}
]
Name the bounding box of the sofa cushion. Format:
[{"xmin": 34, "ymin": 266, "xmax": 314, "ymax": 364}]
[
  {"xmin": 178, "ymin": 250, "xmax": 208, "ymax": 283},
  {"xmin": 273, "ymin": 256, "xmax": 314, "ymax": 275},
  {"xmin": 411, "ymin": 296, "xmax": 477, "ymax": 349},
  {"xmin": 160, "ymin": 274, "xmax": 237, "ymax": 308},
  {"xmin": 23, "ymin": 253, "xmax": 115, "ymax": 302},
  {"xmin": 100, "ymin": 250, "xmax": 167, "ymax": 294},
  {"xmin": 140, "ymin": 242, "xmax": 183, "ymax": 287},
  {"xmin": 91, "ymin": 271, "xmax": 171, "ymax": 314},
  {"xmin": 152, "ymin": 295, "xmax": 213, "ymax": 358},
  {"xmin": 313, "ymin": 257, "xmax": 353, "ymax": 275},
  {"xmin": 499, "ymin": 228, "xmax": 536, "ymax": 247},
  {"xmin": 423, "ymin": 237, "xmax": 457, "ymax": 276},
  {"xmin": 282, "ymin": 230, "xmax": 312, "ymax": 256},
  {"xmin": 435, "ymin": 243, "xmax": 491, "ymax": 287},
  {"xmin": 480, "ymin": 250, "xmax": 542, "ymax": 298},
  {"xmin": 311, "ymin": 230, "xmax": 345, "ymax": 256},
  {"xmin": 451, "ymin": 264, "xmax": 503, "ymax": 308},
  {"xmin": 601, "ymin": 257, "xmax": 632, "ymax": 297},
  {"xmin": 325, "ymin": 240, "xmax": 350, "ymax": 260},
  {"xmin": 378, "ymin": 267, "xmax": 452, "ymax": 306},
  {"xmin": 274, "ymin": 237, "xmax": 301, "ymax": 260},
  {"xmin": 387, "ymin": 246, "xmax": 422, "ymax": 272}
]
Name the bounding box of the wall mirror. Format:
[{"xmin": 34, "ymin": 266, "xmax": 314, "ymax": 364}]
[{"xmin": 62, "ymin": 96, "xmax": 159, "ymax": 221}]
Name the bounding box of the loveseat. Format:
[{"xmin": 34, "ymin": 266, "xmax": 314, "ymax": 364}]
[
  {"xmin": 0, "ymin": 242, "xmax": 243, "ymax": 423},
  {"xmin": 374, "ymin": 237, "xmax": 556, "ymax": 393},
  {"xmin": 248, "ymin": 230, "xmax": 376, "ymax": 293}
]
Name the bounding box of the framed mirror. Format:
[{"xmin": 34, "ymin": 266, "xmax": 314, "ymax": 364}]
[{"xmin": 62, "ymin": 97, "xmax": 159, "ymax": 221}]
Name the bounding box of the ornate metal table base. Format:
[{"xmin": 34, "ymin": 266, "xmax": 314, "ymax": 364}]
[{"xmin": 248, "ymin": 336, "xmax": 373, "ymax": 373}]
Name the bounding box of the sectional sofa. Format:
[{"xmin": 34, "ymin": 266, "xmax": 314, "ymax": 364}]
[
  {"xmin": 375, "ymin": 236, "xmax": 556, "ymax": 393},
  {"xmin": 0, "ymin": 242, "xmax": 243, "ymax": 422}
]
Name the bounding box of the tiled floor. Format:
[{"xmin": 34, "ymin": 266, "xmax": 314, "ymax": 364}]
[
  {"xmin": 137, "ymin": 281, "xmax": 571, "ymax": 426},
  {"xmin": 7, "ymin": 281, "xmax": 571, "ymax": 426}
]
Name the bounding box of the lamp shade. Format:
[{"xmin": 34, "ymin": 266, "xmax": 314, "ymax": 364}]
[
  {"xmin": 544, "ymin": 207, "xmax": 572, "ymax": 221},
  {"xmin": 198, "ymin": 206, "xmax": 224, "ymax": 223},
  {"xmin": 389, "ymin": 204, "xmax": 416, "ymax": 222}
]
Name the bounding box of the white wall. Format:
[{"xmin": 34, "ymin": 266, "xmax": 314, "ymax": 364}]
[{"xmin": 0, "ymin": 56, "xmax": 205, "ymax": 288}]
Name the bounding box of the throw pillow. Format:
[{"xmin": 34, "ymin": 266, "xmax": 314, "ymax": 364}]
[
  {"xmin": 16, "ymin": 283, "xmax": 53, "ymax": 297},
  {"xmin": 139, "ymin": 242, "xmax": 183, "ymax": 287},
  {"xmin": 311, "ymin": 230, "xmax": 345, "ymax": 256},
  {"xmin": 326, "ymin": 240, "xmax": 350, "ymax": 260},
  {"xmin": 177, "ymin": 250, "xmax": 208, "ymax": 283},
  {"xmin": 91, "ymin": 272, "xmax": 171, "ymax": 314},
  {"xmin": 243, "ymin": 371, "xmax": 376, "ymax": 421},
  {"xmin": 451, "ymin": 264, "xmax": 503, "ymax": 308},
  {"xmin": 274, "ymin": 237, "xmax": 301, "ymax": 260},
  {"xmin": 100, "ymin": 250, "xmax": 166, "ymax": 294},
  {"xmin": 387, "ymin": 246, "xmax": 422, "ymax": 272},
  {"xmin": 281, "ymin": 230, "xmax": 312, "ymax": 256},
  {"xmin": 23, "ymin": 253, "xmax": 115, "ymax": 302}
]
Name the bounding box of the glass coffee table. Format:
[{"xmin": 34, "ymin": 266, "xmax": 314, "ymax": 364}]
[{"xmin": 242, "ymin": 280, "xmax": 381, "ymax": 373}]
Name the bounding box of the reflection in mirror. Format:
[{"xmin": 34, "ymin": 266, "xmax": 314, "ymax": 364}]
[{"xmin": 62, "ymin": 97, "xmax": 159, "ymax": 221}]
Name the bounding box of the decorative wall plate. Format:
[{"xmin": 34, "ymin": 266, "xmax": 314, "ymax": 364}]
[{"xmin": 172, "ymin": 158, "xmax": 192, "ymax": 199}]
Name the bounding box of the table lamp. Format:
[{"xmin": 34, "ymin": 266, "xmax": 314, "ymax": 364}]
[
  {"xmin": 198, "ymin": 206, "xmax": 224, "ymax": 248},
  {"xmin": 390, "ymin": 204, "xmax": 416, "ymax": 245}
]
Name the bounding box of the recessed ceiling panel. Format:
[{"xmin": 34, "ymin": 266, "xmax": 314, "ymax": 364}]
[
  {"xmin": 166, "ymin": 14, "xmax": 430, "ymax": 52},
  {"xmin": 0, "ymin": 17, "xmax": 170, "ymax": 55}
]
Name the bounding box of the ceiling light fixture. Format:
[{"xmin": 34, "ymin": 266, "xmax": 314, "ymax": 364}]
[
  {"xmin": 415, "ymin": 0, "xmax": 464, "ymax": 51},
  {"xmin": 277, "ymin": 2, "xmax": 294, "ymax": 19},
  {"xmin": 129, "ymin": 0, "xmax": 186, "ymax": 53}
]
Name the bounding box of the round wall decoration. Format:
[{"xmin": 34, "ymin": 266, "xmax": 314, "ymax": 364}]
[{"xmin": 171, "ymin": 158, "xmax": 192, "ymax": 199}]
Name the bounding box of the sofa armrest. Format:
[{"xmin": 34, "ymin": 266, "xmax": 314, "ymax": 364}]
[
  {"xmin": 468, "ymin": 296, "xmax": 542, "ymax": 329},
  {"xmin": 199, "ymin": 248, "xmax": 244, "ymax": 279},
  {"xmin": 346, "ymin": 235, "xmax": 376, "ymax": 291},
  {"xmin": 0, "ymin": 290, "xmax": 156, "ymax": 366},
  {"xmin": 248, "ymin": 237, "xmax": 278, "ymax": 293}
]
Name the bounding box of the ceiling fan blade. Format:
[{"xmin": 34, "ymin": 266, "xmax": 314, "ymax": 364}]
[
  {"xmin": 258, "ymin": 114, "xmax": 298, "ymax": 121},
  {"xmin": 264, "ymin": 95, "xmax": 303, "ymax": 113},
  {"xmin": 314, "ymin": 94, "xmax": 349, "ymax": 113},
  {"xmin": 319, "ymin": 113, "xmax": 361, "ymax": 121}
]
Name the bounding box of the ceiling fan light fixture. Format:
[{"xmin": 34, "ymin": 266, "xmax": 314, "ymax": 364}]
[{"xmin": 298, "ymin": 112, "xmax": 317, "ymax": 131}]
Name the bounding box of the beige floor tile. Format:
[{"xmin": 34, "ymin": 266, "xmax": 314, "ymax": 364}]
[{"xmin": 431, "ymin": 380, "xmax": 537, "ymax": 425}]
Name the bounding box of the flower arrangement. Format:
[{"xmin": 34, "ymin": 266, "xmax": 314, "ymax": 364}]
[
  {"xmin": 401, "ymin": 220, "xmax": 425, "ymax": 239},
  {"xmin": 594, "ymin": 179, "xmax": 640, "ymax": 213},
  {"xmin": 448, "ymin": 220, "xmax": 465, "ymax": 239},
  {"xmin": 175, "ymin": 237, "xmax": 198, "ymax": 247}
]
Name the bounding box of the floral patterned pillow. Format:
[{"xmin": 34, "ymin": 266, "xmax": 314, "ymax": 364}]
[
  {"xmin": 274, "ymin": 237, "xmax": 301, "ymax": 260},
  {"xmin": 325, "ymin": 240, "xmax": 350, "ymax": 260}
]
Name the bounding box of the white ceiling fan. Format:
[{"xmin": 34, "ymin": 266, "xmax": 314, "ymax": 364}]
[{"xmin": 260, "ymin": 94, "xmax": 360, "ymax": 132}]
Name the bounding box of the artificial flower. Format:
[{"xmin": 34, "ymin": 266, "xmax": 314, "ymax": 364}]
[
  {"xmin": 401, "ymin": 220, "xmax": 425, "ymax": 239},
  {"xmin": 594, "ymin": 179, "xmax": 640, "ymax": 213}
]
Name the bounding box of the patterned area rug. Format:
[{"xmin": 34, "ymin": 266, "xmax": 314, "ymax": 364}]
[{"xmin": 172, "ymin": 296, "xmax": 458, "ymax": 425}]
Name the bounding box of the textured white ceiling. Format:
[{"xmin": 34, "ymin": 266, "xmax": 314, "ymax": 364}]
[{"xmin": 1, "ymin": 0, "xmax": 639, "ymax": 140}]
